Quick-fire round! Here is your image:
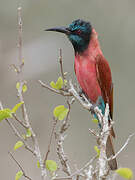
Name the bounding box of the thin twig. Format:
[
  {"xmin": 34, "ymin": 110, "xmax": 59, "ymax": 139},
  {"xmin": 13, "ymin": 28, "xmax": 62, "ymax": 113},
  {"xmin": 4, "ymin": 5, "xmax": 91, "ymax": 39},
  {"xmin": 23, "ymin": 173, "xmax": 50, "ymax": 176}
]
[
  {"xmin": 39, "ymin": 79, "xmax": 102, "ymax": 118},
  {"xmin": 15, "ymin": 7, "xmax": 47, "ymax": 180},
  {"xmin": 44, "ymin": 118, "xmax": 57, "ymax": 163},
  {"xmin": 17, "ymin": 7, "xmax": 23, "ymax": 71},
  {"xmin": 108, "ymin": 132, "xmax": 135, "ymax": 161},
  {"xmin": 55, "ymin": 156, "xmax": 97, "ymax": 180},
  {"xmin": 71, "ymin": 156, "xmax": 97, "ymax": 178},
  {"xmin": 10, "ymin": 64, "xmax": 19, "ymax": 73},
  {"xmin": 0, "ymin": 101, "xmax": 35, "ymax": 155},
  {"xmin": 17, "ymin": 88, "xmax": 47, "ymax": 179},
  {"xmin": 12, "ymin": 113, "xmax": 28, "ymax": 129},
  {"xmin": 60, "ymin": 98, "xmax": 74, "ymax": 134},
  {"xmin": 55, "ymin": 100, "xmax": 74, "ymax": 176},
  {"xmin": 59, "ymin": 48, "xmax": 65, "ymax": 82},
  {"xmin": 5, "ymin": 118, "xmax": 35, "ymax": 155},
  {"xmin": 56, "ymin": 130, "xmax": 71, "ymax": 176},
  {"xmin": 38, "ymin": 80, "xmax": 71, "ymax": 96},
  {"xmin": 9, "ymin": 152, "xmax": 32, "ymax": 180},
  {"xmin": 89, "ymin": 129, "xmax": 99, "ymax": 138}
]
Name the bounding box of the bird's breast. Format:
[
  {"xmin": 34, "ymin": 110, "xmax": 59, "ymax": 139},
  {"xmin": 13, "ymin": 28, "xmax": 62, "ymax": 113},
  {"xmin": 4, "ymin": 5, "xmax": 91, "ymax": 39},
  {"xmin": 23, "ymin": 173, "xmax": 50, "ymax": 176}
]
[{"xmin": 75, "ymin": 56, "xmax": 101, "ymax": 103}]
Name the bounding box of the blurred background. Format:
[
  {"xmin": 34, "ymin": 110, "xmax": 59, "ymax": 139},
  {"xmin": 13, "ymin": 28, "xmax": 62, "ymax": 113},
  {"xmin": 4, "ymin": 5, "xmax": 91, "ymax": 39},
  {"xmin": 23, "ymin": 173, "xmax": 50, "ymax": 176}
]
[{"xmin": 0, "ymin": 0, "xmax": 135, "ymax": 179}]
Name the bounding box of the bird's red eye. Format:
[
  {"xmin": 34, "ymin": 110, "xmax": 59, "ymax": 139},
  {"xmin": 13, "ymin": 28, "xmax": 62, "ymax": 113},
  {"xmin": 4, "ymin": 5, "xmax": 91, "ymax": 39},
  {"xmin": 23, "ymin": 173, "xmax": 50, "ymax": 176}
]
[{"xmin": 76, "ymin": 29, "xmax": 81, "ymax": 35}]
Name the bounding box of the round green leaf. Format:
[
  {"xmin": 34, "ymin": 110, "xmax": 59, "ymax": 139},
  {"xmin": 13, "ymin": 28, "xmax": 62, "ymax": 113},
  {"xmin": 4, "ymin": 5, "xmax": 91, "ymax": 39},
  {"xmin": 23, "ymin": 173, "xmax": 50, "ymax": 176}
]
[
  {"xmin": 53, "ymin": 105, "xmax": 69, "ymax": 120},
  {"xmin": 58, "ymin": 108, "xmax": 69, "ymax": 120},
  {"xmin": 15, "ymin": 170, "xmax": 23, "ymax": 180},
  {"xmin": 14, "ymin": 141, "xmax": 24, "ymax": 151},
  {"xmin": 45, "ymin": 160, "xmax": 58, "ymax": 172},
  {"xmin": 116, "ymin": 168, "xmax": 133, "ymax": 179},
  {"xmin": 0, "ymin": 108, "xmax": 12, "ymax": 122}
]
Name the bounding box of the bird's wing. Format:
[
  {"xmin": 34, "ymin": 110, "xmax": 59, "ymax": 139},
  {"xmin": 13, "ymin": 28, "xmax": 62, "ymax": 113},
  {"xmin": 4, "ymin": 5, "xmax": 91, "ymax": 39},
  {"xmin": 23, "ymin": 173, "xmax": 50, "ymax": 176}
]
[{"xmin": 95, "ymin": 54, "xmax": 113, "ymax": 120}]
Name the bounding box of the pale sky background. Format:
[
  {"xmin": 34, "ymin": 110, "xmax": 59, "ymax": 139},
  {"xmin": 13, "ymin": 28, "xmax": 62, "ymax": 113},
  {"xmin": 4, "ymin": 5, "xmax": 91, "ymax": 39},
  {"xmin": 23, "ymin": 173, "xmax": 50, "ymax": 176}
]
[{"xmin": 0, "ymin": 0, "xmax": 135, "ymax": 179}]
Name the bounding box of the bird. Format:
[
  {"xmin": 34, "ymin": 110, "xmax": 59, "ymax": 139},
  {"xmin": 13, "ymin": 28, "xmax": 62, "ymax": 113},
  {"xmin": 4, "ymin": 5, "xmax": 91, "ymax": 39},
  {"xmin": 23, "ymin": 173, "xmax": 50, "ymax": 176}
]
[{"xmin": 46, "ymin": 19, "xmax": 117, "ymax": 170}]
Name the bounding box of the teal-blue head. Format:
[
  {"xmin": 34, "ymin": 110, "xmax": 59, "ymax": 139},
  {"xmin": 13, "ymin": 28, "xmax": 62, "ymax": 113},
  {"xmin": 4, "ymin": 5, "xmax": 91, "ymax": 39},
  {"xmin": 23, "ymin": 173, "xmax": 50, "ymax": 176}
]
[{"xmin": 46, "ymin": 19, "xmax": 92, "ymax": 54}]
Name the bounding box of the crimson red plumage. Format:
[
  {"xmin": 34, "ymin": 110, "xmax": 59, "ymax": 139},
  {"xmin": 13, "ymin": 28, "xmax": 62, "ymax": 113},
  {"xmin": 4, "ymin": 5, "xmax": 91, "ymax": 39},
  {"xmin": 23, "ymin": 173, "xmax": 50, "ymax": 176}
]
[
  {"xmin": 74, "ymin": 28, "xmax": 117, "ymax": 170},
  {"xmin": 75, "ymin": 28, "xmax": 113, "ymax": 117}
]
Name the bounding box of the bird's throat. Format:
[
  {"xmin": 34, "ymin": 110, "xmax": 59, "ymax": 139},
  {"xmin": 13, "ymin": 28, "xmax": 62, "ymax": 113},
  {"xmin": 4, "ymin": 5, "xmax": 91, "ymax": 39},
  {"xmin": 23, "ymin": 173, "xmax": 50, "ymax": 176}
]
[{"xmin": 73, "ymin": 28, "xmax": 100, "ymax": 55}]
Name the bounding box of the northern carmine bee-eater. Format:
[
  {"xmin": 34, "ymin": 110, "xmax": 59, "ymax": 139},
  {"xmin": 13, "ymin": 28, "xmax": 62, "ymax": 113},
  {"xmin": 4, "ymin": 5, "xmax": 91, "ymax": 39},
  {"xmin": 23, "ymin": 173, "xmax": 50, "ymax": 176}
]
[{"xmin": 46, "ymin": 19, "xmax": 117, "ymax": 170}]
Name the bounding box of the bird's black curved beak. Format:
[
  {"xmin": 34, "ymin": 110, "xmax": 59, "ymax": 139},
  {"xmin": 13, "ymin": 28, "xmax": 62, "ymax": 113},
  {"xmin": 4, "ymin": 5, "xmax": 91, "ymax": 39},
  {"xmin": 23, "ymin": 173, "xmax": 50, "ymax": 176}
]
[{"xmin": 45, "ymin": 27, "xmax": 71, "ymax": 35}]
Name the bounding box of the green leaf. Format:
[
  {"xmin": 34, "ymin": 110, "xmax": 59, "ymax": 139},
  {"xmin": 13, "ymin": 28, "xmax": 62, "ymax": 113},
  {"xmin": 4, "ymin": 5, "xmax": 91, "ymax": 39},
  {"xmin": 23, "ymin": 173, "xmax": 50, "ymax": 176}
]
[
  {"xmin": 94, "ymin": 146, "xmax": 100, "ymax": 157},
  {"xmin": 26, "ymin": 128, "xmax": 32, "ymax": 138},
  {"xmin": 92, "ymin": 118, "xmax": 98, "ymax": 124},
  {"xmin": 16, "ymin": 82, "xmax": 20, "ymax": 90},
  {"xmin": 50, "ymin": 81, "xmax": 57, "ymax": 89},
  {"xmin": 22, "ymin": 84, "xmax": 27, "ymax": 93},
  {"xmin": 56, "ymin": 77, "xmax": 63, "ymax": 89},
  {"xmin": 15, "ymin": 171, "xmax": 23, "ymax": 180},
  {"xmin": 12, "ymin": 102, "xmax": 24, "ymax": 113},
  {"xmin": 37, "ymin": 160, "xmax": 40, "ymax": 168},
  {"xmin": 16, "ymin": 82, "xmax": 27, "ymax": 93},
  {"xmin": 53, "ymin": 105, "xmax": 69, "ymax": 120},
  {"xmin": 116, "ymin": 168, "xmax": 133, "ymax": 179},
  {"xmin": 0, "ymin": 108, "xmax": 12, "ymax": 122},
  {"xmin": 14, "ymin": 141, "xmax": 24, "ymax": 151},
  {"xmin": 64, "ymin": 79, "xmax": 67, "ymax": 85},
  {"xmin": 46, "ymin": 160, "xmax": 58, "ymax": 172},
  {"xmin": 50, "ymin": 76, "xmax": 63, "ymax": 90}
]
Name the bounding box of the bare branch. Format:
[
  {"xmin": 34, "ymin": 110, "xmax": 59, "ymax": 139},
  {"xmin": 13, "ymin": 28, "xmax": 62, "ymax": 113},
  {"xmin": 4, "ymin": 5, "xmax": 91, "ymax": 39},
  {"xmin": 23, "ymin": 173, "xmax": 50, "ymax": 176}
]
[
  {"xmin": 55, "ymin": 99, "xmax": 75, "ymax": 177},
  {"xmin": 55, "ymin": 156, "xmax": 97, "ymax": 180},
  {"xmin": 71, "ymin": 156, "xmax": 97, "ymax": 178},
  {"xmin": 17, "ymin": 7, "xmax": 24, "ymax": 71},
  {"xmin": 14, "ymin": 7, "xmax": 47, "ymax": 180},
  {"xmin": 56, "ymin": 134, "xmax": 71, "ymax": 176},
  {"xmin": 12, "ymin": 113, "xmax": 28, "ymax": 129},
  {"xmin": 60, "ymin": 98, "xmax": 74, "ymax": 134},
  {"xmin": 6, "ymin": 118, "xmax": 35, "ymax": 154},
  {"xmin": 44, "ymin": 118, "xmax": 58, "ymax": 163},
  {"xmin": 89, "ymin": 129, "xmax": 99, "ymax": 139},
  {"xmin": 0, "ymin": 101, "xmax": 35, "ymax": 155},
  {"xmin": 98, "ymin": 103, "xmax": 110, "ymax": 179},
  {"xmin": 59, "ymin": 48, "xmax": 66, "ymax": 82},
  {"xmin": 108, "ymin": 132, "xmax": 135, "ymax": 161},
  {"xmin": 9, "ymin": 152, "xmax": 32, "ymax": 180},
  {"xmin": 38, "ymin": 80, "xmax": 71, "ymax": 96},
  {"xmin": 68, "ymin": 80, "xmax": 92, "ymax": 111}
]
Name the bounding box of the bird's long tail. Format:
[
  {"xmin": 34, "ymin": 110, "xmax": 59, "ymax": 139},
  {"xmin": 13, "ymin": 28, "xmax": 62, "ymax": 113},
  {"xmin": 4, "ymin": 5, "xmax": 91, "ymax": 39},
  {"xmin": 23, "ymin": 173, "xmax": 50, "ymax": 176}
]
[{"xmin": 106, "ymin": 134, "xmax": 117, "ymax": 170}]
